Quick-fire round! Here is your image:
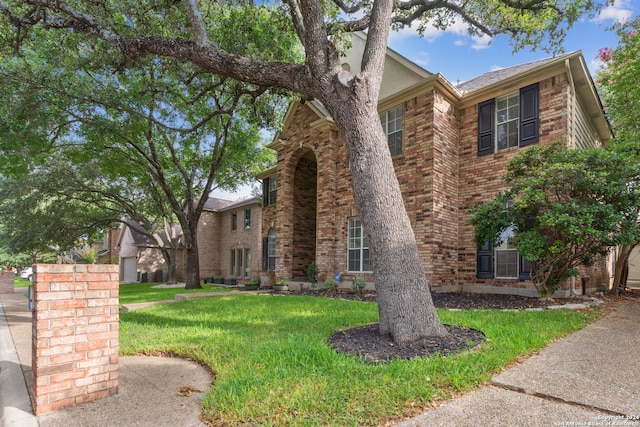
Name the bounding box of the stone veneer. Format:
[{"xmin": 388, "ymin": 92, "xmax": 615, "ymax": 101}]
[{"xmin": 31, "ymin": 264, "xmax": 119, "ymax": 414}]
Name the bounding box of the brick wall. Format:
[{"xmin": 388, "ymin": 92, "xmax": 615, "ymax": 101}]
[
  {"xmin": 457, "ymin": 73, "xmax": 571, "ymax": 292},
  {"xmin": 32, "ymin": 264, "xmax": 119, "ymax": 415},
  {"xmin": 0, "ymin": 271, "xmax": 14, "ymax": 293},
  {"xmin": 197, "ymin": 210, "xmax": 222, "ymax": 278},
  {"xmin": 269, "ymin": 71, "xmax": 592, "ymax": 294}
]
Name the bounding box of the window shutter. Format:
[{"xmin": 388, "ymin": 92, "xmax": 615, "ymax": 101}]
[
  {"xmin": 477, "ymin": 241, "xmax": 494, "ymax": 279},
  {"xmin": 519, "ymin": 83, "xmax": 539, "ymax": 146},
  {"xmin": 262, "ymin": 178, "xmax": 269, "ymax": 207},
  {"xmin": 262, "ymin": 237, "xmax": 268, "ymax": 271},
  {"xmin": 478, "ymin": 99, "xmax": 495, "ymax": 156},
  {"xmin": 519, "ymin": 256, "xmax": 536, "ymax": 281}
]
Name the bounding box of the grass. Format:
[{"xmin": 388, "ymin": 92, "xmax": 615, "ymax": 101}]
[
  {"xmin": 119, "ymin": 282, "xmax": 231, "ymax": 305},
  {"xmin": 14, "ymin": 277, "xmax": 32, "ymax": 288},
  {"xmin": 119, "ymin": 294, "xmax": 601, "ymax": 426}
]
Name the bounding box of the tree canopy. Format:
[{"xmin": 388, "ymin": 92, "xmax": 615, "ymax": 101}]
[
  {"xmin": 595, "ymin": 16, "xmax": 640, "ymax": 292},
  {"xmin": 470, "ymin": 142, "xmax": 640, "ymax": 295},
  {"xmin": 0, "ymin": 17, "xmax": 286, "ymax": 287}
]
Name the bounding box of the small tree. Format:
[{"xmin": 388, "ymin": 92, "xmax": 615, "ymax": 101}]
[
  {"xmin": 597, "ymin": 17, "xmax": 640, "ymax": 294},
  {"xmin": 471, "ymin": 142, "xmax": 640, "ymax": 296}
]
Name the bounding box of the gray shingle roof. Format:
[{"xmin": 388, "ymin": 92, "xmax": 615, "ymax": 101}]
[{"xmin": 456, "ymin": 54, "xmax": 572, "ymax": 93}]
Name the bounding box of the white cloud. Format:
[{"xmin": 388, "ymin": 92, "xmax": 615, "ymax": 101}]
[
  {"xmin": 454, "ymin": 39, "xmax": 466, "ymax": 47},
  {"xmin": 593, "ymin": 0, "xmax": 633, "ymax": 24},
  {"xmin": 471, "ymin": 34, "xmax": 492, "ymax": 50},
  {"xmin": 388, "ymin": 17, "xmax": 481, "ymax": 44},
  {"xmin": 411, "ymin": 51, "xmax": 430, "ymax": 68},
  {"xmin": 490, "ymin": 65, "xmax": 505, "ymax": 72}
]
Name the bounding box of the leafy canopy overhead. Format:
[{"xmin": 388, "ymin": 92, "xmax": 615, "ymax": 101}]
[{"xmin": 0, "ymin": 0, "xmax": 608, "ymax": 99}]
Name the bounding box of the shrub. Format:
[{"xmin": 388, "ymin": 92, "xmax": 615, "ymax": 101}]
[
  {"xmin": 351, "ymin": 274, "xmax": 366, "ymax": 294},
  {"xmin": 323, "ymin": 278, "xmax": 338, "ymax": 291}
]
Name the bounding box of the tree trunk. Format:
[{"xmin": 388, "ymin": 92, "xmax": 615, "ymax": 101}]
[
  {"xmin": 321, "ymin": 79, "xmax": 448, "ymax": 346},
  {"xmin": 183, "ymin": 225, "xmax": 202, "ymax": 289},
  {"xmin": 612, "ymin": 243, "xmax": 638, "ymax": 295},
  {"xmin": 160, "ymin": 247, "xmax": 178, "ymax": 285}
]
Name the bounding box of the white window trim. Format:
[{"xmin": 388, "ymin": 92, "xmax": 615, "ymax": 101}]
[{"xmin": 347, "ymin": 217, "xmax": 372, "ymax": 273}]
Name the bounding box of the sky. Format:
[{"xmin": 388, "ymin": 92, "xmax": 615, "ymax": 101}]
[
  {"xmin": 387, "ymin": 0, "xmax": 636, "ymax": 84},
  {"xmin": 212, "ymin": 0, "xmax": 636, "ymax": 201}
]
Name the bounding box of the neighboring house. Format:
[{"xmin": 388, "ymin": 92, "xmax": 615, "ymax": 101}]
[
  {"xmin": 625, "ymin": 246, "xmax": 640, "ymax": 289},
  {"xmin": 96, "ymin": 228, "xmax": 121, "ymax": 264},
  {"xmin": 117, "ymin": 197, "xmax": 263, "ymax": 283},
  {"xmin": 198, "ymin": 196, "xmax": 263, "ymax": 280},
  {"xmin": 116, "ymin": 220, "xmax": 184, "ymax": 283},
  {"xmin": 260, "ymin": 33, "xmax": 612, "ymax": 296}
]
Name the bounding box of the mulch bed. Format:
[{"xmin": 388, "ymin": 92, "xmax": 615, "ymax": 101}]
[{"xmin": 286, "ymin": 288, "xmax": 623, "ymax": 363}]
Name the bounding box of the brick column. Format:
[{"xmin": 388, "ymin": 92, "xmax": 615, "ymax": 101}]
[
  {"xmin": 0, "ymin": 271, "xmax": 14, "ymax": 293},
  {"xmin": 32, "ymin": 264, "xmax": 119, "ymax": 415}
]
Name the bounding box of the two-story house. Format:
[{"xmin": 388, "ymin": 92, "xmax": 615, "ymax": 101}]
[
  {"xmin": 118, "ymin": 196, "xmax": 263, "ymax": 283},
  {"xmin": 260, "ymin": 33, "xmax": 612, "ymax": 297}
]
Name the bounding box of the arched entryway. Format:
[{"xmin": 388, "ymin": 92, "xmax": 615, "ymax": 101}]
[{"xmin": 292, "ymin": 149, "xmax": 318, "ymax": 280}]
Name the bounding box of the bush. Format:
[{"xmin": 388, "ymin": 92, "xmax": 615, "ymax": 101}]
[
  {"xmin": 323, "ymin": 278, "xmax": 338, "ymax": 291},
  {"xmin": 351, "ymin": 274, "xmax": 366, "ymax": 294}
]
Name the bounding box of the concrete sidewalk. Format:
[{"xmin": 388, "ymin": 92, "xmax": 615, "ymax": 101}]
[
  {"xmin": 0, "ymin": 289, "xmax": 211, "ymax": 427},
  {"xmin": 397, "ymin": 301, "xmax": 640, "ymax": 426}
]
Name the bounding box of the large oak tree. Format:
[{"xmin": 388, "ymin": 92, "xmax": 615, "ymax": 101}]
[{"xmin": 0, "ymin": 0, "xmax": 606, "ymax": 344}]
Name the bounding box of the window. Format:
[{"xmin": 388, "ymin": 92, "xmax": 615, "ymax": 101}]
[
  {"xmin": 245, "ymin": 209, "xmax": 251, "ymax": 228},
  {"xmin": 478, "ymin": 83, "xmax": 539, "ymax": 156},
  {"xmin": 236, "ymin": 249, "xmax": 243, "ymax": 277},
  {"xmin": 231, "ymin": 212, "xmax": 237, "ymax": 230},
  {"xmin": 477, "ymin": 230, "xmax": 536, "ymax": 280},
  {"xmin": 496, "ymin": 93, "xmax": 519, "ymax": 150},
  {"xmin": 230, "ymin": 250, "xmax": 236, "ymax": 276},
  {"xmin": 495, "ymin": 226, "xmax": 518, "ymax": 278},
  {"xmin": 348, "ymin": 217, "xmax": 371, "ymax": 272},
  {"xmin": 262, "ymin": 228, "xmax": 277, "ymax": 271},
  {"xmin": 263, "ymin": 176, "xmax": 277, "ymax": 206},
  {"xmin": 380, "ymin": 105, "xmax": 403, "ymax": 156},
  {"xmin": 244, "ymin": 249, "xmax": 251, "ymax": 278}
]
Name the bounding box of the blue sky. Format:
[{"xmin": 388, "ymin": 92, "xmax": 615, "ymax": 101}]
[
  {"xmin": 387, "ymin": 0, "xmax": 636, "ymax": 84},
  {"xmin": 213, "ymin": 0, "xmax": 635, "ymax": 201}
]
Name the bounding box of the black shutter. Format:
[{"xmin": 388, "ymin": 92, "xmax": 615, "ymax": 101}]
[
  {"xmin": 520, "ymin": 83, "xmax": 539, "ymax": 146},
  {"xmin": 519, "ymin": 256, "xmax": 536, "ymax": 281},
  {"xmin": 262, "ymin": 237, "xmax": 268, "ymax": 272},
  {"xmin": 477, "ymin": 241, "xmax": 494, "ymax": 279},
  {"xmin": 262, "ymin": 178, "xmax": 269, "ymax": 207},
  {"xmin": 478, "ymin": 99, "xmax": 495, "ymax": 156}
]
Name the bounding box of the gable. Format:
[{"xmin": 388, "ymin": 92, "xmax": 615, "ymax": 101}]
[{"xmin": 341, "ymin": 32, "xmax": 433, "ymax": 101}]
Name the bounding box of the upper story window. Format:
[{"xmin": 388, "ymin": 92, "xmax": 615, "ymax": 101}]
[
  {"xmin": 263, "ymin": 176, "xmax": 277, "ymax": 207},
  {"xmin": 245, "ymin": 209, "xmax": 251, "ymax": 228},
  {"xmin": 380, "ymin": 105, "xmax": 403, "ymax": 156},
  {"xmin": 478, "ymin": 83, "xmax": 539, "ymax": 156},
  {"xmin": 231, "ymin": 212, "xmax": 237, "ymax": 230}
]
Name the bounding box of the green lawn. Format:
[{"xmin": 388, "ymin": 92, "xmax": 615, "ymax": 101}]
[
  {"xmin": 119, "ymin": 294, "xmax": 600, "ymax": 426},
  {"xmin": 119, "ymin": 282, "xmax": 231, "ymax": 305},
  {"xmin": 14, "ymin": 277, "xmax": 31, "ymax": 288}
]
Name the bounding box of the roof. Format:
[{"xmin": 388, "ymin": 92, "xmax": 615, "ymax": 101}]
[
  {"xmin": 218, "ymin": 196, "xmax": 261, "ymax": 212},
  {"xmin": 456, "ymin": 55, "xmax": 565, "ymax": 93},
  {"xmin": 203, "ymin": 198, "xmax": 235, "ymax": 211},
  {"xmin": 122, "ymin": 219, "xmax": 183, "ymax": 248}
]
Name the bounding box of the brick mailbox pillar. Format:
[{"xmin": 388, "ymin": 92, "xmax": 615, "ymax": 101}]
[
  {"xmin": 32, "ymin": 264, "xmax": 119, "ymax": 415},
  {"xmin": 0, "ymin": 271, "xmax": 14, "ymax": 293}
]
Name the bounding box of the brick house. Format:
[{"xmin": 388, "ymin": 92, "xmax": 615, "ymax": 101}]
[
  {"xmin": 117, "ymin": 196, "xmax": 263, "ymax": 283},
  {"xmin": 259, "ymin": 33, "xmax": 612, "ymax": 296}
]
